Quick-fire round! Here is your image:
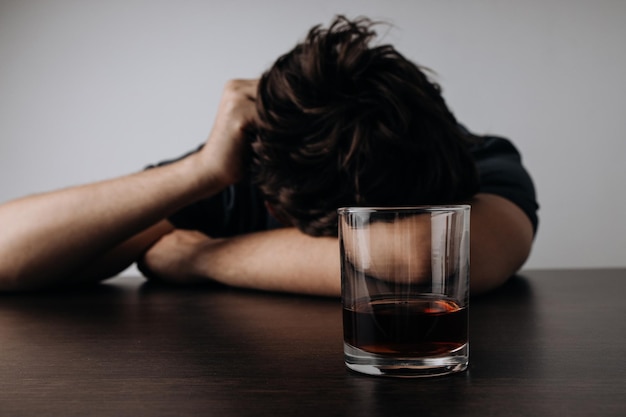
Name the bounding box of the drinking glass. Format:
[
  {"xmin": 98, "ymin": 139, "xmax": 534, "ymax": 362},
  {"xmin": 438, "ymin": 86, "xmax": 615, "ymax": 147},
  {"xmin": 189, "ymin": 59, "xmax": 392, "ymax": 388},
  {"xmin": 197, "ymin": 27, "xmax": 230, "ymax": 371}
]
[{"xmin": 338, "ymin": 206, "xmax": 470, "ymax": 377}]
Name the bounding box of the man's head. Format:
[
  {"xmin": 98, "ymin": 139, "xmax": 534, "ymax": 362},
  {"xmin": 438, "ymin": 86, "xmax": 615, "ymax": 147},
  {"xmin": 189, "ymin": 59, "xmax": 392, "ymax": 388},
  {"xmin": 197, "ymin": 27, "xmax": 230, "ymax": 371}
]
[{"xmin": 252, "ymin": 16, "xmax": 479, "ymax": 237}]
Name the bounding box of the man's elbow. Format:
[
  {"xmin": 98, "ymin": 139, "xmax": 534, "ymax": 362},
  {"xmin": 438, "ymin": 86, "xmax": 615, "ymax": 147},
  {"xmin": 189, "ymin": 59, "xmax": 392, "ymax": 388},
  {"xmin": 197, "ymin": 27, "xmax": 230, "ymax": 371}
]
[{"xmin": 468, "ymin": 194, "xmax": 535, "ymax": 295}]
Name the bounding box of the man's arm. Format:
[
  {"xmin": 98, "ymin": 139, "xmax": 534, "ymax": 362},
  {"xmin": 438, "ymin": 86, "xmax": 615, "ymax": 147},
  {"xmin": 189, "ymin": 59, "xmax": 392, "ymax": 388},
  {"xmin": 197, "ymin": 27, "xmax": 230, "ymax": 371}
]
[
  {"xmin": 467, "ymin": 193, "xmax": 534, "ymax": 294},
  {"xmin": 141, "ymin": 192, "xmax": 534, "ymax": 296},
  {"xmin": 0, "ymin": 79, "xmax": 258, "ymax": 291},
  {"xmin": 139, "ymin": 227, "xmax": 341, "ymax": 296}
]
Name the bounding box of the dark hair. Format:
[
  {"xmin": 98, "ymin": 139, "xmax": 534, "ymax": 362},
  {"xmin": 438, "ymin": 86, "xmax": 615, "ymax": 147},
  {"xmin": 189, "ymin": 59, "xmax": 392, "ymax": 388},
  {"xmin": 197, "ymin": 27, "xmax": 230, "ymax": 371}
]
[{"xmin": 252, "ymin": 16, "xmax": 479, "ymax": 237}]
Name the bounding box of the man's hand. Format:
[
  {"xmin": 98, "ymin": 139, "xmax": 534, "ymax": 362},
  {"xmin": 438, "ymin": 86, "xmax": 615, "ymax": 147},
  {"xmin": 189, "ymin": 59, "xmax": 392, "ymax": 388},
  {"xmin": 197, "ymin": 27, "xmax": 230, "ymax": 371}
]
[
  {"xmin": 139, "ymin": 227, "xmax": 342, "ymax": 296},
  {"xmin": 138, "ymin": 229, "xmax": 219, "ymax": 285},
  {"xmin": 196, "ymin": 79, "xmax": 259, "ymax": 193},
  {"xmin": 0, "ymin": 78, "xmax": 262, "ymax": 291}
]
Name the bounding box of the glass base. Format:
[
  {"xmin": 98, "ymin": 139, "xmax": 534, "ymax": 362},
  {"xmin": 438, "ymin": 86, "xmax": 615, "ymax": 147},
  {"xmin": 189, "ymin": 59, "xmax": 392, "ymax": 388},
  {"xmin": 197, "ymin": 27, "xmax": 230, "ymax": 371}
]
[{"xmin": 344, "ymin": 343, "xmax": 469, "ymax": 378}]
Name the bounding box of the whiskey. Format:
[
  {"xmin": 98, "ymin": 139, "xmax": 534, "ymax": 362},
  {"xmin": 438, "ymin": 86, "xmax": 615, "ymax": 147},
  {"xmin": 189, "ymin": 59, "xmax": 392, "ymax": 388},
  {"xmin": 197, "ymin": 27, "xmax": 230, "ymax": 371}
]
[{"xmin": 343, "ymin": 296, "xmax": 467, "ymax": 357}]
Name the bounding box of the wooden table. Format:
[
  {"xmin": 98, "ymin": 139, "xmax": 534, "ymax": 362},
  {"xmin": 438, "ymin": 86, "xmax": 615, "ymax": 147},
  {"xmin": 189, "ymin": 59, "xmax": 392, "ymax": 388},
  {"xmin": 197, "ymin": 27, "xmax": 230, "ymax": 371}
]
[{"xmin": 1, "ymin": 269, "xmax": 625, "ymax": 416}]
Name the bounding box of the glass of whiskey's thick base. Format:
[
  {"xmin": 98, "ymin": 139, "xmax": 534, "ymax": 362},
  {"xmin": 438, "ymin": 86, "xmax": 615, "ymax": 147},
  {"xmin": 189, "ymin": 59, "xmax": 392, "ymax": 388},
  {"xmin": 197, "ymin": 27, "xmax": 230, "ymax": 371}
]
[
  {"xmin": 338, "ymin": 206, "xmax": 471, "ymax": 378},
  {"xmin": 344, "ymin": 343, "xmax": 469, "ymax": 378}
]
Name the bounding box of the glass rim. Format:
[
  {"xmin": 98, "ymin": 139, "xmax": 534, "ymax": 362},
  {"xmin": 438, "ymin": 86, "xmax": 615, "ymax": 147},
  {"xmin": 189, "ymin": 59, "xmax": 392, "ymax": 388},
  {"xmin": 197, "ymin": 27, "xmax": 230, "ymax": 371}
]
[{"xmin": 337, "ymin": 205, "xmax": 470, "ymax": 215}]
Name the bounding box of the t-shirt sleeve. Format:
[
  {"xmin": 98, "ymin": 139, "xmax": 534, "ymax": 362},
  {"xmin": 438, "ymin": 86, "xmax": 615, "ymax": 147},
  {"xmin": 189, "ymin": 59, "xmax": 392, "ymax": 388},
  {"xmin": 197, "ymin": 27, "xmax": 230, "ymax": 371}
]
[
  {"xmin": 471, "ymin": 136, "xmax": 539, "ymax": 233},
  {"xmin": 145, "ymin": 146, "xmax": 268, "ymax": 237}
]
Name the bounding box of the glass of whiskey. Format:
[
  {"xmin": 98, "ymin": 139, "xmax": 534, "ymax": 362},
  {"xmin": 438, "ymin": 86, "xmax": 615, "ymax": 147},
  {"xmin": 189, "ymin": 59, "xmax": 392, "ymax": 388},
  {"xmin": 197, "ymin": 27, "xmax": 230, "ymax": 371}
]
[{"xmin": 338, "ymin": 206, "xmax": 470, "ymax": 377}]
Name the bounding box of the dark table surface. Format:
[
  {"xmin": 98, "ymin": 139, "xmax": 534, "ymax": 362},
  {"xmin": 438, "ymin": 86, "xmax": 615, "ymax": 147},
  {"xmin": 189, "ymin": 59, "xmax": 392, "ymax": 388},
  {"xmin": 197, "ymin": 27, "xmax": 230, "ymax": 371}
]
[{"xmin": 1, "ymin": 268, "xmax": 625, "ymax": 417}]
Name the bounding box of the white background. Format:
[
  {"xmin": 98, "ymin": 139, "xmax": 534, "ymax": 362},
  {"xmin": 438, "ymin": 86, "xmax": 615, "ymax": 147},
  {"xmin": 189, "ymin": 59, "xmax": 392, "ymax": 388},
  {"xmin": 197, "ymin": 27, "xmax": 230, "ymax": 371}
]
[{"xmin": 1, "ymin": 0, "xmax": 625, "ymax": 271}]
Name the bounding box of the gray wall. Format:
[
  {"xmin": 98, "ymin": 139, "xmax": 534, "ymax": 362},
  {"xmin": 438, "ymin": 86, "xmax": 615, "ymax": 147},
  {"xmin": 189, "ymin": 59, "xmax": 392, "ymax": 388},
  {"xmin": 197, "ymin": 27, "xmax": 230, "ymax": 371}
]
[{"xmin": 1, "ymin": 0, "xmax": 625, "ymax": 270}]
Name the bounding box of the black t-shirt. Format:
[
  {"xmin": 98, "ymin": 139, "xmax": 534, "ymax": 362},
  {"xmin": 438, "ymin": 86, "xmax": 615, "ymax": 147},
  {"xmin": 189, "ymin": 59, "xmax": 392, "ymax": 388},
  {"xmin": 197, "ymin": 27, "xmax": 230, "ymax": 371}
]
[
  {"xmin": 150, "ymin": 134, "xmax": 539, "ymax": 237},
  {"xmin": 470, "ymin": 135, "xmax": 539, "ymax": 233}
]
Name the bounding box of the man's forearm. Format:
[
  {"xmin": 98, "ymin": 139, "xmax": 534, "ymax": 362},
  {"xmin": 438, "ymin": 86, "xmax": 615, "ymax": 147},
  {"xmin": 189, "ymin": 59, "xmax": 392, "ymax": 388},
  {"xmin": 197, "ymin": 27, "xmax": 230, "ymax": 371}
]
[
  {"xmin": 178, "ymin": 228, "xmax": 342, "ymax": 297},
  {"xmin": 0, "ymin": 79, "xmax": 260, "ymax": 291},
  {"xmin": 0, "ymin": 154, "xmax": 219, "ymax": 290},
  {"xmin": 165, "ymin": 194, "xmax": 533, "ymax": 297}
]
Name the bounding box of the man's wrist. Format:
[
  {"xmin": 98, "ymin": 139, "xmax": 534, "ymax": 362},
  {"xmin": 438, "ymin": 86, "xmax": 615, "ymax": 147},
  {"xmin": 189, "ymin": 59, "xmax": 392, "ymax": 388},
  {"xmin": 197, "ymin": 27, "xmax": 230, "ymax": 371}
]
[{"xmin": 178, "ymin": 151, "xmax": 232, "ymax": 200}]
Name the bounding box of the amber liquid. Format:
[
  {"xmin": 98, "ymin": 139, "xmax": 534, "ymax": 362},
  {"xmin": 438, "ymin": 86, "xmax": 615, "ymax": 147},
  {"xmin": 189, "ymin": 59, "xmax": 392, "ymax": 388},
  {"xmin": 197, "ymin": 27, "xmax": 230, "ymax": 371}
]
[{"xmin": 343, "ymin": 296, "xmax": 467, "ymax": 356}]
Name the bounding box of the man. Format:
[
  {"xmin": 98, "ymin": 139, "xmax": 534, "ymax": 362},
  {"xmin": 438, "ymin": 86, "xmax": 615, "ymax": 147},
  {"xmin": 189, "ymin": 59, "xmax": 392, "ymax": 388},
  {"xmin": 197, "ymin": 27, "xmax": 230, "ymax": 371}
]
[{"xmin": 0, "ymin": 16, "xmax": 537, "ymax": 295}]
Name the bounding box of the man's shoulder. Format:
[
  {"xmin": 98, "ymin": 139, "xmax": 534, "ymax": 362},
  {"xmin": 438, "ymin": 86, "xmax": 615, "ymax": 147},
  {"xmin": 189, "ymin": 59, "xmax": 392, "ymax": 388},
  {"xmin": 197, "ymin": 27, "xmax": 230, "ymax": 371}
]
[{"xmin": 468, "ymin": 134, "xmax": 521, "ymax": 162}]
